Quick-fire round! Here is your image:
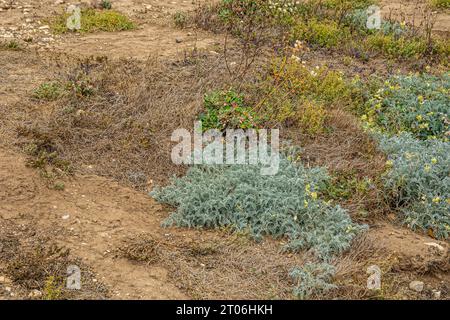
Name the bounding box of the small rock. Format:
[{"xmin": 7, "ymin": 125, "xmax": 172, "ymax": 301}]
[
  {"xmin": 432, "ymin": 290, "xmax": 441, "ymax": 299},
  {"xmin": 54, "ymin": 0, "xmax": 65, "ymax": 4},
  {"xmin": 175, "ymin": 38, "xmax": 182, "ymax": 43},
  {"xmin": 62, "ymin": 214, "xmax": 70, "ymax": 220},
  {"xmin": 4, "ymin": 287, "xmax": 11, "ymax": 292},
  {"xmin": 409, "ymin": 280, "xmax": 424, "ymax": 292},
  {"xmin": 0, "ymin": 276, "xmax": 12, "ymax": 284},
  {"xmin": 28, "ymin": 289, "xmax": 42, "ymax": 298}
]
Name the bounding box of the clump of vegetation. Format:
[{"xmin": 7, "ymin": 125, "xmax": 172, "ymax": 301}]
[
  {"xmin": 151, "ymin": 153, "xmax": 366, "ymax": 260},
  {"xmin": 430, "ymin": 0, "xmax": 450, "ymax": 9},
  {"xmin": 204, "ymin": 0, "xmax": 448, "ymax": 63},
  {"xmin": 51, "ymin": 8, "xmax": 135, "ymax": 33},
  {"xmin": 173, "ymin": 11, "xmax": 188, "ymax": 28},
  {"xmin": 365, "ymin": 34, "xmax": 428, "ymax": 59},
  {"xmin": 100, "ymin": 0, "xmax": 112, "ymax": 10},
  {"xmin": 290, "ymin": 262, "xmax": 337, "ymax": 299},
  {"xmin": 377, "ymin": 133, "xmax": 449, "ymax": 239},
  {"xmin": 362, "ymin": 72, "xmax": 450, "ymax": 141},
  {"xmin": 322, "ymin": 171, "xmax": 373, "ymax": 201},
  {"xmin": 291, "ymin": 19, "xmax": 350, "ymax": 49},
  {"xmin": 33, "ymin": 82, "xmax": 63, "ymax": 101},
  {"xmin": 116, "ymin": 235, "xmax": 161, "ymax": 264},
  {"xmin": 43, "ymin": 276, "xmax": 63, "ymax": 300},
  {"xmin": 251, "ymin": 57, "xmax": 359, "ymax": 132},
  {"xmin": 0, "ymin": 40, "xmax": 23, "ymax": 51},
  {"xmin": 200, "ymin": 90, "xmax": 260, "ymax": 131}
]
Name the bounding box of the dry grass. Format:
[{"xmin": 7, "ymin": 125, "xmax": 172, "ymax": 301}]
[
  {"xmin": 0, "ymin": 220, "xmax": 108, "ymax": 299},
  {"xmin": 115, "ymin": 229, "xmax": 308, "ymax": 300},
  {"xmin": 4, "ymin": 50, "xmax": 238, "ymax": 189}
]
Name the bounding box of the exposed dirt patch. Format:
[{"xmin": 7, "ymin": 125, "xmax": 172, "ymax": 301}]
[{"xmin": 0, "ymin": 147, "xmax": 185, "ymax": 299}]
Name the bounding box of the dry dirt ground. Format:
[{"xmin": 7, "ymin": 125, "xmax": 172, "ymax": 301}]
[{"xmin": 0, "ymin": 0, "xmax": 449, "ymax": 300}]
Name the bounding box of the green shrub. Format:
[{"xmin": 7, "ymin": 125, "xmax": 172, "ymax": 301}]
[
  {"xmin": 100, "ymin": 0, "xmax": 112, "ymax": 10},
  {"xmin": 291, "ymin": 19, "xmax": 350, "ymax": 49},
  {"xmin": 254, "ymin": 58, "xmax": 358, "ymax": 127},
  {"xmin": 366, "ymin": 33, "xmax": 427, "ymax": 59},
  {"xmin": 51, "ymin": 8, "xmax": 135, "ymax": 33},
  {"xmin": 322, "ymin": 172, "xmax": 373, "ymax": 201},
  {"xmin": 362, "ymin": 72, "xmax": 450, "ymax": 141},
  {"xmin": 33, "ymin": 82, "xmax": 63, "ymax": 101},
  {"xmin": 377, "ymin": 133, "xmax": 449, "ymax": 239},
  {"xmin": 430, "ymin": 0, "xmax": 450, "ymax": 9},
  {"xmin": 151, "ymin": 154, "xmax": 366, "ymax": 259},
  {"xmin": 200, "ymin": 90, "xmax": 260, "ymax": 131},
  {"xmin": 173, "ymin": 11, "xmax": 188, "ymax": 28}
]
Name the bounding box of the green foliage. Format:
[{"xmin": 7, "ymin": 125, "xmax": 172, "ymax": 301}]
[
  {"xmin": 43, "ymin": 276, "xmax": 62, "ymax": 300},
  {"xmin": 366, "ymin": 33, "xmax": 428, "ymax": 59},
  {"xmin": 290, "ymin": 262, "xmax": 337, "ymax": 299},
  {"xmin": 173, "ymin": 11, "xmax": 188, "ymax": 28},
  {"xmin": 343, "ymin": 9, "xmax": 405, "ymax": 36},
  {"xmin": 151, "ymin": 153, "xmax": 366, "ymax": 260},
  {"xmin": 291, "ymin": 19, "xmax": 350, "ymax": 49},
  {"xmin": 200, "ymin": 90, "xmax": 260, "ymax": 131},
  {"xmin": 362, "ymin": 72, "xmax": 450, "ymax": 141},
  {"xmin": 322, "ymin": 171, "xmax": 373, "ymax": 201},
  {"xmin": 52, "ymin": 9, "xmax": 135, "ymax": 34},
  {"xmin": 253, "ymin": 58, "xmax": 359, "ymax": 130},
  {"xmin": 377, "ymin": 133, "xmax": 449, "ymax": 239},
  {"xmin": 1, "ymin": 40, "xmax": 22, "ymax": 51},
  {"xmin": 430, "ymin": 0, "xmax": 450, "ymax": 9},
  {"xmin": 33, "ymin": 82, "xmax": 63, "ymax": 101},
  {"xmin": 100, "ymin": 0, "xmax": 112, "ymax": 10}
]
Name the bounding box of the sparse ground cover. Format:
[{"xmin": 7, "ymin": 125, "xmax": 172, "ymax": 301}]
[{"xmin": 0, "ymin": 0, "xmax": 449, "ymax": 300}]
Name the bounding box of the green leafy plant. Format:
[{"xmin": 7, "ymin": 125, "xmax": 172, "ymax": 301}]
[
  {"xmin": 43, "ymin": 276, "xmax": 63, "ymax": 300},
  {"xmin": 173, "ymin": 11, "xmax": 188, "ymax": 28},
  {"xmin": 33, "ymin": 82, "xmax": 63, "ymax": 101},
  {"xmin": 291, "ymin": 19, "xmax": 350, "ymax": 49},
  {"xmin": 377, "ymin": 133, "xmax": 449, "ymax": 239},
  {"xmin": 200, "ymin": 90, "xmax": 260, "ymax": 131},
  {"xmin": 151, "ymin": 153, "xmax": 366, "ymax": 259},
  {"xmin": 362, "ymin": 72, "xmax": 450, "ymax": 141},
  {"xmin": 51, "ymin": 8, "xmax": 135, "ymax": 34},
  {"xmin": 100, "ymin": 0, "xmax": 112, "ymax": 10},
  {"xmin": 430, "ymin": 0, "xmax": 450, "ymax": 9}
]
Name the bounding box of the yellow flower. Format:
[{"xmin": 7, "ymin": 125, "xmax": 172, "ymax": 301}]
[
  {"xmin": 310, "ymin": 192, "xmax": 318, "ymax": 200},
  {"xmin": 386, "ymin": 160, "xmax": 393, "ymax": 168},
  {"xmin": 417, "ymin": 95, "xmax": 424, "ymax": 104},
  {"xmin": 431, "ymin": 158, "xmax": 438, "ymax": 164},
  {"xmin": 424, "ymin": 165, "xmax": 431, "ymax": 172},
  {"xmin": 432, "ymin": 197, "xmax": 441, "ymax": 203},
  {"xmin": 416, "ymin": 114, "xmax": 423, "ymax": 121},
  {"xmin": 304, "ymin": 200, "xmax": 309, "ymax": 208},
  {"xmin": 361, "ymin": 115, "xmax": 368, "ymax": 121}
]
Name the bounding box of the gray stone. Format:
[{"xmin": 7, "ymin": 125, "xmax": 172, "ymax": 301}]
[{"xmin": 409, "ymin": 280, "xmax": 424, "ymax": 292}]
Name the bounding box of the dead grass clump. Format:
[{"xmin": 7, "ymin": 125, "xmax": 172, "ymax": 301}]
[
  {"xmin": 11, "ymin": 50, "xmax": 258, "ymax": 189},
  {"xmin": 116, "ymin": 230, "xmax": 306, "ymax": 300},
  {"xmin": 0, "ymin": 220, "xmax": 108, "ymax": 299},
  {"xmin": 115, "ymin": 235, "xmax": 162, "ymax": 264}
]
